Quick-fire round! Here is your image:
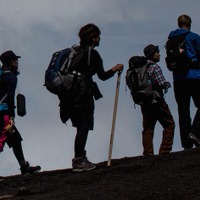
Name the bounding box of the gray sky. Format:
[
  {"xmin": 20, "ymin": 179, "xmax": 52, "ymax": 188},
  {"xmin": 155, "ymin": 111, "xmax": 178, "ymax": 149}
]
[{"xmin": 1, "ymin": 0, "xmax": 200, "ymax": 176}]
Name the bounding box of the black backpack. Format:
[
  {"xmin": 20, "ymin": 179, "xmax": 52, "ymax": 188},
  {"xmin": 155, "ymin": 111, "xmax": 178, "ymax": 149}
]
[
  {"xmin": 165, "ymin": 34, "xmax": 190, "ymax": 71},
  {"xmin": 44, "ymin": 45, "xmax": 89, "ymax": 95},
  {"xmin": 126, "ymin": 56, "xmax": 153, "ymax": 105}
]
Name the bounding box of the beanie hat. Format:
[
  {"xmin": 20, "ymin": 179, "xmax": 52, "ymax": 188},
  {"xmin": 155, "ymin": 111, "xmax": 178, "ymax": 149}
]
[
  {"xmin": 0, "ymin": 50, "xmax": 21, "ymax": 64},
  {"xmin": 143, "ymin": 44, "xmax": 159, "ymax": 59}
]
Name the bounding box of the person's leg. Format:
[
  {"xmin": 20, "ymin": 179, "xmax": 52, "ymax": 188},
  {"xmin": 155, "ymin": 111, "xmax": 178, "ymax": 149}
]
[
  {"xmin": 0, "ymin": 130, "xmax": 7, "ymax": 152},
  {"xmin": 12, "ymin": 139, "xmax": 25, "ymax": 165},
  {"xmin": 174, "ymin": 80, "xmax": 193, "ymax": 149},
  {"xmin": 141, "ymin": 104, "xmax": 157, "ymax": 156},
  {"xmin": 72, "ymin": 93, "xmax": 95, "ymax": 171},
  {"xmin": 190, "ymin": 79, "xmax": 200, "ymax": 135},
  {"xmin": 187, "ymin": 79, "xmax": 200, "ymax": 146},
  {"xmin": 6, "ymin": 125, "xmax": 41, "ymax": 175},
  {"xmin": 72, "ymin": 128, "xmax": 95, "ymax": 171},
  {"xmin": 74, "ymin": 128, "xmax": 89, "ymax": 158},
  {"xmin": 0, "ymin": 114, "xmax": 9, "ymax": 152},
  {"xmin": 157, "ymin": 101, "xmax": 175, "ymax": 155}
]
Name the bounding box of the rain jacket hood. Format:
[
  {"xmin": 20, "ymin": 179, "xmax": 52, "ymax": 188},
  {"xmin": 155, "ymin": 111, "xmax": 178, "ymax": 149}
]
[
  {"xmin": 168, "ymin": 28, "xmax": 200, "ymax": 62},
  {"xmin": 168, "ymin": 28, "xmax": 190, "ymax": 39}
]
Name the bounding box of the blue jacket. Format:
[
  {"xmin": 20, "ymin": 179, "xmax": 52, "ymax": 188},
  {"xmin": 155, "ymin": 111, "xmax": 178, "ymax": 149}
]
[{"xmin": 168, "ymin": 28, "xmax": 200, "ymax": 80}]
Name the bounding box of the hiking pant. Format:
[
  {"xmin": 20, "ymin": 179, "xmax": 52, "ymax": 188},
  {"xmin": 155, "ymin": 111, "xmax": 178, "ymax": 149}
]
[
  {"xmin": 174, "ymin": 79, "xmax": 200, "ymax": 148},
  {"xmin": 74, "ymin": 128, "xmax": 89, "ymax": 158},
  {"xmin": 0, "ymin": 112, "xmax": 25, "ymax": 163},
  {"xmin": 141, "ymin": 100, "xmax": 175, "ymax": 156}
]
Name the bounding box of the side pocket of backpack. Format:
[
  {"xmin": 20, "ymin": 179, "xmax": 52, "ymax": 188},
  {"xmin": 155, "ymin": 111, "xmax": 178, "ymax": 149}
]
[{"xmin": 16, "ymin": 93, "xmax": 26, "ymax": 117}]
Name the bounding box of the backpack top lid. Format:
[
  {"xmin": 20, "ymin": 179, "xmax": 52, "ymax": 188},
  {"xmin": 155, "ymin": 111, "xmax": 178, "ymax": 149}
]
[{"xmin": 129, "ymin": 56, "xmax": 147, "ymax": 69}]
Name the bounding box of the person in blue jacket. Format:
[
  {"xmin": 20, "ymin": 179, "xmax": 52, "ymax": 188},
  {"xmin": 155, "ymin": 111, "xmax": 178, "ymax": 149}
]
[
  {"xmin": 0, "ymin": 50, "xmax": 41, "ymax": 175},
  {"xmin": 168, "ymin": 14, "xmax": 200, "ymax": 149}
]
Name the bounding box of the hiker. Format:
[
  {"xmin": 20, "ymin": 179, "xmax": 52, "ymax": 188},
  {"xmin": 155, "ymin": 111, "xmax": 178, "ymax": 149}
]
[
  {"xmin": 0, "ymin": 50, "xmax": 41, "ymax": 175},
  {"xmin": 58, "ymin": 23, "xmax": 123, "ymax": 171},
  {"xmin": 141, "ymin": 44, "xmax": 175, "ymax": 156},
  {"xmin": 167, "ymin": 14, "xmax": 200, "ymax": 149}
]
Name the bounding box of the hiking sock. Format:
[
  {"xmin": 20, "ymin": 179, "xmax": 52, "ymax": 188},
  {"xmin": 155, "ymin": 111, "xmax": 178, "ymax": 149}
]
[{"xmin": 12, "ymin": 142, "xmax": 26, "ymax": 166}]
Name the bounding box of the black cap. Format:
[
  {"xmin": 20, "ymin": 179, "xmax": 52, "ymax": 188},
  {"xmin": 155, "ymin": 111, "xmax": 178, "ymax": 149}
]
[
  {"xmin": 0, "ymin": 50, "xmax": 21, "ymax": 64},
  {"xmin": 143, "ymin": 44, "xmax": 159, "ymax": 59}
]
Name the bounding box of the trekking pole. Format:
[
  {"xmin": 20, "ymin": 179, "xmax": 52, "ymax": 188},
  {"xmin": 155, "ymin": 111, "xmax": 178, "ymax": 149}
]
[{"xmin": 107, "ymin": 71, "xmax": 122, "ymax": 166}]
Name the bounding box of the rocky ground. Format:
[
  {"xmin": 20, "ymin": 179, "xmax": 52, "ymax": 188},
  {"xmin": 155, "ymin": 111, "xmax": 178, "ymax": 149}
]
[{"xmin": 1, "ymin": 148, "xmax": 200, "ymax": 200}]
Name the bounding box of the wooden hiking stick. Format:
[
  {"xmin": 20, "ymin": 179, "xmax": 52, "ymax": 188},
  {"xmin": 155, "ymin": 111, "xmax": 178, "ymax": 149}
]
[{"xmin": 107, "ymin": 71, "xmax": 122, "ymax": 166}]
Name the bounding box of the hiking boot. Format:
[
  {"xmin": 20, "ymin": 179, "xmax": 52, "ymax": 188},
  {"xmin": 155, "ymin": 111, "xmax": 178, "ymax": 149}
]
[
  {"xmin": 20, "ymin": 162, "xmax": 41, "ymax": 175},
  {"xmin": 72, "ymin": 157, "xmax": 96, "ymax": 172},
  {"xmin": 188, "ymin": 133, "xmax": 200, "ymax": 146}
]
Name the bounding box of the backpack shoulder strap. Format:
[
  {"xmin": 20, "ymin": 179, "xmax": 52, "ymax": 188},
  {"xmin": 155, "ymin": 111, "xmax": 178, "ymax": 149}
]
[
  {"xmin": 0, "ymin": 68, "xmax": 10, "ymax": 103},
  {"xmin": 0, "ymin": 94, "xmax": 7, "ymax": 103},
  {"xmin": 59, "ymin": 47, "xmax": 75, "ymax": 72},
  {"xmin": 62, "ymin": 46, "xmax": 77, "ymax": 72},
  {"xmin": 87, "ymin": 46, "xmax": 92, "ymax": 66},
  {"xmin": 146, "ymin": 61, "xmax": 155, "ymax": 68}
]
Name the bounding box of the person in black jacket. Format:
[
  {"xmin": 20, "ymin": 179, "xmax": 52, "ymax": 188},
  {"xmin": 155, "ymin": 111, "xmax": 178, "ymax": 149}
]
[
  {"xmin": 58, "ymin": 23, "xmax": 124, "ymax": 172},
  {"xmin": 0, "ymin": 50, "xmax": 41, "ymax": 175}
]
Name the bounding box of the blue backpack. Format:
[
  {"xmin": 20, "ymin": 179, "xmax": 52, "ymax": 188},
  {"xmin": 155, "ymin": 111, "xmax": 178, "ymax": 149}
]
[{"xmin": 44, "ymin": 45, "xmax": 88, "ymax": 95}]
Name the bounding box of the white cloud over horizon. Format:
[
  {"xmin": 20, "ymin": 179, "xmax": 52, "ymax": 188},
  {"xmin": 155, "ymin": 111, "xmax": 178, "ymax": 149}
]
[{"xmin": 1, "ymin": 0, "xmax": 200, "ymax": 176}]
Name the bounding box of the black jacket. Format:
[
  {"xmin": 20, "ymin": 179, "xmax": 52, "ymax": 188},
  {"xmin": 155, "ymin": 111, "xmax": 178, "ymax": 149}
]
[
  {"xmin": 0, "ymin": 67, "xmax": 18, "ymax": 118},
  {"xmin": 58, "ymin": 47, "xmax": 115, "ymax": 128}
]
